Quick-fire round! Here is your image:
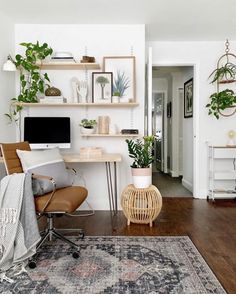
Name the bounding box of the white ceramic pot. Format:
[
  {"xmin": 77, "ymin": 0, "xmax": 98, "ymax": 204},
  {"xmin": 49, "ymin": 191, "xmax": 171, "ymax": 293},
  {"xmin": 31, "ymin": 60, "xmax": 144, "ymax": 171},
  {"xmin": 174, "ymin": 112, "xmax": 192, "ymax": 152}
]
[
  {"xmin": 112, "ymin": 96, "xmax": 120, "ymax": 103},
  {"xmin": 80, "ymin": 127, "xmax": 95, "ymax": 134},
  {"xmin": 131, "ymin": 167, "xmax": 152, "ymax": 189}
]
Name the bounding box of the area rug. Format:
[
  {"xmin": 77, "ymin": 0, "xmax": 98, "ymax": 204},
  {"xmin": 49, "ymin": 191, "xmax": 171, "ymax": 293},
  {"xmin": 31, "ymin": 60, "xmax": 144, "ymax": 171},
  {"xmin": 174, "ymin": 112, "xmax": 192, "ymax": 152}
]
[{"xmin": 0, "ymin": 236, "xmax": 226, "ymax": 294}]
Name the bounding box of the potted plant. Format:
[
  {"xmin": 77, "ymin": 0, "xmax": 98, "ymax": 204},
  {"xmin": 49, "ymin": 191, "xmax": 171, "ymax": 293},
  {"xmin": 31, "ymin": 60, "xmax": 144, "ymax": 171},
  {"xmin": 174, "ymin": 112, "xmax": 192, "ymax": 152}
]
[
  {"xmin": 206, "ymin": 89, "xmax": 236, "ymax": 119},
  {"xmin": 79, "ymin": 118, "xmax": 97, "ymax": 134},
  {"xmin": 5, "ymin": 41, "xmax": 53, "ymax": 122},
  {"xmin": 126, "ymin": 136, "xmax": 154, "ymax": 188},
  {"xmin": 112, "ymin": 91, "xmax": 121, "ymax": 103},
  {"xmin": 209, "ymin": 63, "xmax": 236, "ymax": 84}
]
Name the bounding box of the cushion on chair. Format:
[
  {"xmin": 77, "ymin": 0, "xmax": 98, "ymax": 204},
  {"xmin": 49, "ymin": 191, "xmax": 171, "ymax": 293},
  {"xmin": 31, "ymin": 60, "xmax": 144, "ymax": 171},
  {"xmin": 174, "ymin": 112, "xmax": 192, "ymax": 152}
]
[{"xmin": 16, "ymin": 148, "xmax": 73, "ymax": 195}]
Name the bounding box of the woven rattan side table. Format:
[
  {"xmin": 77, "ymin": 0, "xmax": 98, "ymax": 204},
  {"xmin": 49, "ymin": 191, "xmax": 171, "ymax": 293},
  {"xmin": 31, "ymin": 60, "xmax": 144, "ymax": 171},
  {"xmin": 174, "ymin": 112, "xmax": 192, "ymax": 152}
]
[{"xmin": 121, "ymin": 184, "xmax": 162, "ymax": 227}]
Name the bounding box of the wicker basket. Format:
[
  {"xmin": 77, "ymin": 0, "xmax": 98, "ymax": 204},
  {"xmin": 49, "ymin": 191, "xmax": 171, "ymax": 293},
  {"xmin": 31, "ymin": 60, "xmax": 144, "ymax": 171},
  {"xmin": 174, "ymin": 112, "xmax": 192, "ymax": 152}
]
[{"xmin": 121, "ymin": 184, "xmax": 162, "ymax": 227}]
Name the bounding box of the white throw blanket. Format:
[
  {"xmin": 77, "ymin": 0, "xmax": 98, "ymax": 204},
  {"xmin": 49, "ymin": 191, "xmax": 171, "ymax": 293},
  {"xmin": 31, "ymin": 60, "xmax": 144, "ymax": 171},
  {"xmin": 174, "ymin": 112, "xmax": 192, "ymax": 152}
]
[{"xmin": 0, "ymin": 173, "xmax": 41, "ymax": 283}]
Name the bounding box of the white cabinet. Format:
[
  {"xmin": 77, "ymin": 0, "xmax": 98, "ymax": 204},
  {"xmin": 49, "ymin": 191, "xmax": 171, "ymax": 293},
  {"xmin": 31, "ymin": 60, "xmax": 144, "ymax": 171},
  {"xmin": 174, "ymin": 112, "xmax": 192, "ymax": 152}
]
[{"xmin": 208, "ymin": 144, "xmax": 236, "ymax": 200}]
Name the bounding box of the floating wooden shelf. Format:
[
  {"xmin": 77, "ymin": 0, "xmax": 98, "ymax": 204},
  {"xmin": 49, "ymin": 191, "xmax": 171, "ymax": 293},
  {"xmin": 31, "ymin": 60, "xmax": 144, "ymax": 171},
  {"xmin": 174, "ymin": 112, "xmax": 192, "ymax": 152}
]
[
  {"xmin": 37, "ymin": 62, "xmax": 100, "ymax": 70},
  {"xmin": 16, "ymin": 102, "xmax": 139, "ymax": 107},
  {"xmin": 80, "ymin": 134, "xmax": 140, "ymax": 137}
]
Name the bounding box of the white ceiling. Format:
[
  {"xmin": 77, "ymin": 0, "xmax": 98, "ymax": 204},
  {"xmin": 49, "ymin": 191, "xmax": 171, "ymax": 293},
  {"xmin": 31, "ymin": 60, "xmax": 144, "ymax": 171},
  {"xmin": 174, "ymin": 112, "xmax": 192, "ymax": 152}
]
[{"xmin": 1, "ymin": 0, "xmax": 236, "ymax": 41}]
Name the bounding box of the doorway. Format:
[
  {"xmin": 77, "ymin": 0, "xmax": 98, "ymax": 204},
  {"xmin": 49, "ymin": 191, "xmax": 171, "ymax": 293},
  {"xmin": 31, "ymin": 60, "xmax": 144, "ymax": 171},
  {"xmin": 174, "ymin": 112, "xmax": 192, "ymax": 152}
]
[{"xmin": 151, "ymin": 66, "xmax": 193, "ymax": 197}]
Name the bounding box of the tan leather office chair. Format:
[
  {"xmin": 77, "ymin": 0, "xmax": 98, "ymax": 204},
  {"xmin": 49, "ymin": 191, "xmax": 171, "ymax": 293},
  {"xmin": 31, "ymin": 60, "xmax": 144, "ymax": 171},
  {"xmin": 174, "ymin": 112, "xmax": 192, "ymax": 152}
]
[{"xmin": 0, "ymin": 142, "xmax": 88, "ymax": 268}]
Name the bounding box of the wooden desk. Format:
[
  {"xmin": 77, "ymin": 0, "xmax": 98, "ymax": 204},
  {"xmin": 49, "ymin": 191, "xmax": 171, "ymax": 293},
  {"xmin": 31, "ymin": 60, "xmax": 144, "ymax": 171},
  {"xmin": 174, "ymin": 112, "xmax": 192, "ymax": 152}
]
[
  {"xmin": 0, "ymin": 153, "xmax": 122, "ymax": 214},
  {"xmin": 63, "ymin": 153, "xmax": 122, "ymax": 214}
]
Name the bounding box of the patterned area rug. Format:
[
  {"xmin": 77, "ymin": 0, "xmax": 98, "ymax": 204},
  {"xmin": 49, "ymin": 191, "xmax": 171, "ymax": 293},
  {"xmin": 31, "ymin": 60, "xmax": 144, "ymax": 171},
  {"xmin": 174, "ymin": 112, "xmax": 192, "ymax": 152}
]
[{"xmin": 0, "ymin": 236, "xmax": 226, "ymax": 294}]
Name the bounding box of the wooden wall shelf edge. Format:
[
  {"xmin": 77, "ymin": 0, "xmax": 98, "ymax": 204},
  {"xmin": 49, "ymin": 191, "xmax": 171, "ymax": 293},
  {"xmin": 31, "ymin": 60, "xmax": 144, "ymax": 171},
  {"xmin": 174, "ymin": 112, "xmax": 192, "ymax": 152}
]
[
  {"xmin": 37, "ymin": 62, "xmax": 100, "ymax": 70},
  {"xmin": 80, "ymin": 134, "xmax": 140, "ymax": 137},
  {"xmin": 16, "ymin": 102, "xmax": 139, "ymax": 107}
]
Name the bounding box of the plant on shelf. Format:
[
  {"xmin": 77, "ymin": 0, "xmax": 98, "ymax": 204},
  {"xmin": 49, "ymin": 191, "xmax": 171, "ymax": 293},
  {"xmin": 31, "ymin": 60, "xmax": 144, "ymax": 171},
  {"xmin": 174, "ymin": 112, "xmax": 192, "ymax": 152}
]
[
  {"xmin": 206, "ymin": 89, "xmax": 236, "ymax": 119},
  {"xmin": 126, "ymin": 136, "xmax": 154, "ymax": 188},
  {"xmin": 5, "ymin": 41, "xmax": 53, "ymax": 122},
  {"xmin": 113, "ymin": 70, "xmax": 130, "ymax": 98},
  {"xmin": 112, "ymin": 91, "xmax": 121, "ymax": 103},
  {"xmin": 113, "ymin": 91, "xmax": 121, "ymax": 97},
  {"xmin": 209, "ymin": 62, "xmax": 236, "ymax": 84},
  {"xmin": 79, "ymin": 118, "xmax": 97, "ymax": 134}
]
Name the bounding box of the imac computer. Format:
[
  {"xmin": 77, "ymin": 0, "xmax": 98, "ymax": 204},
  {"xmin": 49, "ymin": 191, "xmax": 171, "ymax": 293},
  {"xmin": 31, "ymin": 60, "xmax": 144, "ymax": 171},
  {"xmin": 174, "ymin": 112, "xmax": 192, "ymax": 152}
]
[{"xmin": 24, "ymin": 117, "xmax": 71, "ymax": 149}]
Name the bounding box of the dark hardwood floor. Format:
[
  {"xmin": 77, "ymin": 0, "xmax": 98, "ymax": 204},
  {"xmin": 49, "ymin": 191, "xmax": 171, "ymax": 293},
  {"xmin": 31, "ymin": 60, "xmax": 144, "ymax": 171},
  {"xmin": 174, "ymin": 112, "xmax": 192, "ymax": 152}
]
[{"xmin": 40, "ymin": 198, "xmax": 236, "ymax": 294}]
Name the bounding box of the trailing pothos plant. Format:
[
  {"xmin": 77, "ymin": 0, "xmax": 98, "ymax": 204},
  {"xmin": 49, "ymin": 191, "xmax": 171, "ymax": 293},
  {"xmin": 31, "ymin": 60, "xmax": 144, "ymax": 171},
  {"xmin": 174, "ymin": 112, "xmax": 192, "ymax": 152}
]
[
  {"xmin": 5, "ymin": 41, "xmax": 53, "ymax": 122},
  {"xmin": 126, "ymin": 136, "xmax": 154, "ymax": 168},
  {"xmin": 206, "ymin": 89, "xmax": 236, "ymax": 119}
]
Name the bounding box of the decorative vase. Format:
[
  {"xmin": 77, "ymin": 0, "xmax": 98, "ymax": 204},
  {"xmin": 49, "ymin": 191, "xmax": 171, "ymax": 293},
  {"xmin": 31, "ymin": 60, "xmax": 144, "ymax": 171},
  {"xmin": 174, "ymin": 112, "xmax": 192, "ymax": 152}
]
[
  {"xmin": 131, "ymin": 167, "xmax": 152, "ymax": 189},
  {"xmin": 45, "ymin": 86, "xmax": 61, "ymax": 96},
  {"xmin": 80, "ymin": 127, "xmax": 95, "ymax": 135},
  {"xmin": 98, "ymin": 116, "xmax": 110, "ymax": 134}
]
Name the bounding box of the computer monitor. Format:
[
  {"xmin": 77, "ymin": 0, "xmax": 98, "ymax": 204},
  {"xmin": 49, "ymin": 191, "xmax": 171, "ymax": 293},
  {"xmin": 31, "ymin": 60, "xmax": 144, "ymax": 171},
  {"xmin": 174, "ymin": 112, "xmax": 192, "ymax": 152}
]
[{"xmin": 24, "ymin": 117, "xmax": 71, "ymax": 149}]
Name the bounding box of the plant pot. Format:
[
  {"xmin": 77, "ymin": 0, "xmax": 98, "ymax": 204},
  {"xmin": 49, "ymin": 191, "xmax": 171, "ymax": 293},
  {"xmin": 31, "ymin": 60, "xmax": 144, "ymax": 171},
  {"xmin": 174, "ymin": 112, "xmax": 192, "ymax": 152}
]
[
  {"xmin": 80, "ymin": 127, "xmax": 95, "ymax": 135},
  {"xmin": 131, "ymin": 167, "xmax": 152, "ymax": 189},
  {"xmin": 112, "ymin": 96, "xmax": 120, "ymax": 103}
]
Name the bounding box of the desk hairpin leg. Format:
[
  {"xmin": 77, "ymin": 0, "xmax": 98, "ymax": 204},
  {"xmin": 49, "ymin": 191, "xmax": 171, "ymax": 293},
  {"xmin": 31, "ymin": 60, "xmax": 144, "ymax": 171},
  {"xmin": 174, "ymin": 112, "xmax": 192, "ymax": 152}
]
[
  {"xmin": 114, "ymin": 162, "xmax": 118, "ymax": 213},
  {"xmin": 105, "ymin": 162, "xmax": 118, "ymax": 215}
]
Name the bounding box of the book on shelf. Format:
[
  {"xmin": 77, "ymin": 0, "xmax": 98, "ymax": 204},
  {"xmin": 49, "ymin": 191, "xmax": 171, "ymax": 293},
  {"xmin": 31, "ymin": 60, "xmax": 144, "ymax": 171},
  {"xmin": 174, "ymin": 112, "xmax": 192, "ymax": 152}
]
[
  {"xmin": 39, "ymin": 96, "xmax": 66, "ymax": 104},
  {"xmin": 49, "ymin": 57, "xmax": 76, "ymax": 63}
]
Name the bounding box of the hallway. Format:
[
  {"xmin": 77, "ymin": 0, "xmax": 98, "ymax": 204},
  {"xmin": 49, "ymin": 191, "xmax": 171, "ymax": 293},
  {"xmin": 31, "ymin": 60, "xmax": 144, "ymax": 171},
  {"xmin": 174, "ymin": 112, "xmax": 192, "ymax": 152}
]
[{"xmin": 152, "ymin": 172, "xmax": 192, "ymax": 197}]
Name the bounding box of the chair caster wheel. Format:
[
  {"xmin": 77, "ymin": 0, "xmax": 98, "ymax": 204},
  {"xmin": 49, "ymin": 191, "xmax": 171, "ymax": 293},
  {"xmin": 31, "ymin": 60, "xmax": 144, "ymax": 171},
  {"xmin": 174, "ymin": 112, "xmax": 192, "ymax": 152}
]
[
  {"xmin": 28, "ymin": 260, "xmax": 36, "ymax": 269},
  {"xmin": 79, "ymin": 232, "xmax": 85, "ymax": 239},
  {"xmin": 72, "ymin": 251, "xmax": 80, "ymax": 259}
]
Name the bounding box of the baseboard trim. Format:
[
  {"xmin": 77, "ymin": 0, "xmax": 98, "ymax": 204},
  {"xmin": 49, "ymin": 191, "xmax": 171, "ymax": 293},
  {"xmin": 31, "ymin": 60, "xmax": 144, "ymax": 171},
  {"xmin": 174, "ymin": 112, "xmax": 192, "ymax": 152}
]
[
  {"xmin": 170, "ymin": 170, "xmax": 179, "ymax": 177},
  {"xmin": 182, "ymin": 178, "xmax": 193, "ymax": 193}
]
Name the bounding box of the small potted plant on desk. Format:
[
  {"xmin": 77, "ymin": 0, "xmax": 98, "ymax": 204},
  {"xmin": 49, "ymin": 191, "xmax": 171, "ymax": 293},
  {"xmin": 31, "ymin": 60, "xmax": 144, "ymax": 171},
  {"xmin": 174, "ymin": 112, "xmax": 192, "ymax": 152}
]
[
  {"xmin": 126, "ymin": 136, "xmax": 154, "ymax": 188},
  {"xmin": 80, "ymin": 119, "xmax": 97, "ymax": 135}
]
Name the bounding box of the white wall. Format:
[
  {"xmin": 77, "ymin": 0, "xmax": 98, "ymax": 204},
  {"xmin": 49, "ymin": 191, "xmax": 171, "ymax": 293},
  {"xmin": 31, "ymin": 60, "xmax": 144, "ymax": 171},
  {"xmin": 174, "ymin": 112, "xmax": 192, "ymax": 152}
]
[
  {"xmin": 15, "ymin": 24, "xmax": 145, "ymax": 209},
  {"xmin": 0, "ymin": 12, "xmax": 16, "ymax": 179},
  {"xmin": 148, "ymin": 41, "xmax": 236, "ymax": 198}
]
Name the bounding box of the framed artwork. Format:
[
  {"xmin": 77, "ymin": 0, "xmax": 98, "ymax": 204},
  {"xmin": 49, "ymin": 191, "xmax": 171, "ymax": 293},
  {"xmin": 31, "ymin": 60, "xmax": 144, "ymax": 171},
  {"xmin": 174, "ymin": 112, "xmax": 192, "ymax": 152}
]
[
  {"xmin": 103, "ymin": 56, "xmax": 136, "ymax": 102},
  {"xmin": 92, "ymin": 72, "xmax": 113, "ymax": 103},
  {"xmin": 184, "ymin": 78, "xmax": 193, "ymax": 118},
  {"xmin": 167, "ymin": 101, "xmax": 172, "ymax": 118}
]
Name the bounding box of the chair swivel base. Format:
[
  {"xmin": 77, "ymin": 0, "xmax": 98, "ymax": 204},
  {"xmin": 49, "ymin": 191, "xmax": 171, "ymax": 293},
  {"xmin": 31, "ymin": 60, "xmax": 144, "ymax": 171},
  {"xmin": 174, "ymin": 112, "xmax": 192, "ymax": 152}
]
[{"xmin": 29, "ymin": 215, "xmax": 82, "ymax": 269}]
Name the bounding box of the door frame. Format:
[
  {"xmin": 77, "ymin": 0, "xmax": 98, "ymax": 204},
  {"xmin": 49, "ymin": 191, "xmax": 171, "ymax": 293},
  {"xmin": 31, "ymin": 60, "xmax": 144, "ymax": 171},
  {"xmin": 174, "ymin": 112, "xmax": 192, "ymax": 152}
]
[{"xmin": 150, "ymin": 61, "xmax": 199, "ymax": 198}]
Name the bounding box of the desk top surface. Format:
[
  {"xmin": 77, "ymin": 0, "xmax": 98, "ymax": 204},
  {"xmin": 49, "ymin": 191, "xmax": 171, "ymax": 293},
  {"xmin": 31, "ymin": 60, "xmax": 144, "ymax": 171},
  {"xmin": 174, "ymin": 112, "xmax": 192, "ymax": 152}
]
[
  {"xmin": 62, "ymin": 153, "xmax": 122, "ymax": 163},
  {"xmin": 0, "ymin": 153, "xmax": 122, "ymax": 164}
]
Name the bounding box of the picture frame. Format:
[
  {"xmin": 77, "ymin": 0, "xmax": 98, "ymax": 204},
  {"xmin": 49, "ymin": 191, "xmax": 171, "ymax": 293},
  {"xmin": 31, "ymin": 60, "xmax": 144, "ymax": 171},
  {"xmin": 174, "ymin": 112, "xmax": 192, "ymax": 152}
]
[
  {"xmin": 103, "ymin": 56, "xmax": 136, "ymax": 102},
  {"xmin": 184, "ymin": 78, "xmax": 193, "ymax": 118},
  {"xmin": 92, "ymin": 72, "xmax": 113, "ymax": 103},
  {"xmin": 167, "ymin": 101, "xmax": 172, "ymax": 118}
]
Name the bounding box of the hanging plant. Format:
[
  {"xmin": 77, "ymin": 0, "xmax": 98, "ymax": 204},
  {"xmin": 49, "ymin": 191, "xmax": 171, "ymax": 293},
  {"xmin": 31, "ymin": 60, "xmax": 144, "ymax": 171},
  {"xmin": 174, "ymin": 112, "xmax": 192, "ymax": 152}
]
[
  {"xmin": 206, "ymin": 40, "xmax": 236, "ymax": 119},
  {"xmin": 206, "ymin": 89, "xmax": 236, "ymax": 119},
  {"xmin": 5, "ymin": 41, "xmax": 53, "ymax": 122},
  {"xmin": 208, "ymin": 62, "xmax": 236, "ymax": 84}
]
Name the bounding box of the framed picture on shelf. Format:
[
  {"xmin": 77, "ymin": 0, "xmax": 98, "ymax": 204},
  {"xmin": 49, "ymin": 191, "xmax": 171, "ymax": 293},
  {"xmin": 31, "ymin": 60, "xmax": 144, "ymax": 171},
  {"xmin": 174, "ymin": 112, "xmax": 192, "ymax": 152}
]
[
  {"xmin": 184, "ymin": 78, "xmax": 193, "ymax": 118},
  {"xmin": 103, "ymin": 56, "xmax": 136, "ymax": 102},
  {"xmin": 92, "ymin": 72, "xmax": 113, "ymax": 103}
]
